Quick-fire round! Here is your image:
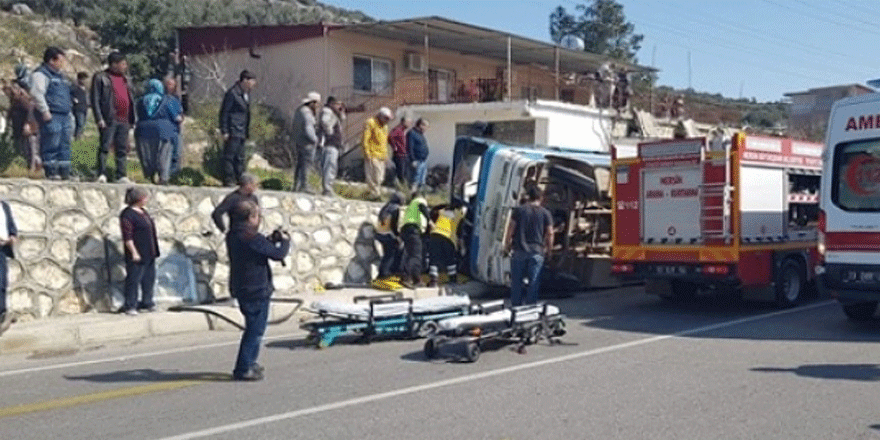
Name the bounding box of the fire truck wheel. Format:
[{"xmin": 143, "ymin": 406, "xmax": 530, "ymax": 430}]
[
  {"xmin": 842, "ymin": 302, "xmax": 878, "ymax": 322},
  {"xmin": 775, "ymin": 259, "xmax": 805, "ymax": 308}
]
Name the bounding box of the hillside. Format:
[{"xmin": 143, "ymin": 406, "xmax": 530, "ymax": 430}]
[
  {"xmin": 632, "ymin": 83, "xmax": 789, "ymax": 136},
  {"xmin": 0, "ymin": 7, "xmax": 103, "ymax": 85}
]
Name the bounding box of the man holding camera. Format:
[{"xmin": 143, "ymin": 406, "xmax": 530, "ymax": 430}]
[{"xmin": 226, "ymin": 200, "xmax": 290, "ymax": 381}]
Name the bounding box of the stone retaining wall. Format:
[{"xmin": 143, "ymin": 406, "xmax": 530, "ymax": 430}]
[{"xmin": 0, "ymin": 179, "xmax": 380, "ymax": 320}]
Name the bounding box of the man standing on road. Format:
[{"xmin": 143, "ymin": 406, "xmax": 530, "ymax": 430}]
[
  {"xmin": 292, "ymin": 91, "xmax": 320, "ymax": 194},
  {"xmin": 212, "ymin": 173, "xmax": 259, "ymax": 233},
  {"xmin": 388, "ymin": 117, "xmax": 410, "ymax": 187},
  {"xmin": 504, "ymin": 185, "xmax": 554, "ymax": 306},
  {"xmin": 0, "ymin": 198, "xmax": 17, "ymax": 335},
  {"xmin": 32, "ymin": 46, "xmax": 74, "ymax": 180},
  {"xmin": 71, "ymin": 72, "xmax": 89, "ymax": 141},
  {"xmin": 407, "ymin": 118, "xmax": 430, "ymax": 192},
  {"xmin": 362, "ymin": 107, "xmax": 392, "ymax": 200},
  {"xmin": 219, "ymin": 70, "xmax": 256, "ymax": 186},
  {"xmin": 318, "ymin": 96, "xmax": 345, "ymax": 197},
  {"xmin": 91, "ymin": 52, "xmax": 136, "ymax": 183},
  {"xmin": 226, "ymin": 200, "xmax": 290, "ymax": 381}
]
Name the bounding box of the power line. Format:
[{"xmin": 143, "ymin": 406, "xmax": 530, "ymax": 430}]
[
  {"xmin": 636, "ymin": 0, "xmax": 878, "ymax": 71},
  {"xmin": 762, "ymin": 0, "xmax": 880, "ymax": 37},
  {"xmin": 634, "ymin": 20, "xmax": 864, "ymax": 81}
]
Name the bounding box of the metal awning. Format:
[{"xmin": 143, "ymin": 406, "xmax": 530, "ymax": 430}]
[{"xmin": 341, "ymin": 16, "xmax": 655, "ymax": 74}]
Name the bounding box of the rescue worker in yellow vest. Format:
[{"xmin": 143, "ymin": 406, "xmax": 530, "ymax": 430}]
[
  {"xmin": 400, "ymin": 192, "xmax": 432, "ymax": 287},
  {"xmin": 428, "ymin": 199, "xmax": 466, "ymax": 286}
]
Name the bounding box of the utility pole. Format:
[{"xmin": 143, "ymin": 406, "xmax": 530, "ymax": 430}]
[{"xmin": 687, "ymin": 50, "xmax": 692, "ymax": 91}]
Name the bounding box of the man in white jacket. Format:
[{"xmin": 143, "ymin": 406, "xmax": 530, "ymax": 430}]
[{"xmin": 292, "ymin": 91, "xmax": 320, "ymax": 194}]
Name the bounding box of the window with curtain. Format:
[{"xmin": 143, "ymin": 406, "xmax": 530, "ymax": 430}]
[{"xmin": 353, "ymin": 56, "xmax": 393, "ymax": 94}]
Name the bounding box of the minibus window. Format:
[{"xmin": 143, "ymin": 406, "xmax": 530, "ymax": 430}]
[{"xmin": 832, "ymin": 139, "xmax": 880, "ymax": 211}]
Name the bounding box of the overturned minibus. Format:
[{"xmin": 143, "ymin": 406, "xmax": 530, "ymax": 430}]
[{"xmin": 450, "ymin": 136, "xmax": 616, "ymax": 291}]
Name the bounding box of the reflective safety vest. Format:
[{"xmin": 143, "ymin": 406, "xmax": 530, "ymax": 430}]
[
  {"xmin": 432, "ymin": 208, "xmax": 464, "ymax": 245},
  {"xmin": 401, "ymin": 197, "xmax": 428, "ymax": 232}
]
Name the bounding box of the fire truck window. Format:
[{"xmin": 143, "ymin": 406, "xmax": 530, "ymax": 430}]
[{"xmin": 832, "ymin": 140, "xmax": 880, "ymax": 211}]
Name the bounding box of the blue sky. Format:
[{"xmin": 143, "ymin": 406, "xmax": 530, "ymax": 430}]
[{"xmin": 324, "ymin": 0, "xmax": 880, "ymax": 103}]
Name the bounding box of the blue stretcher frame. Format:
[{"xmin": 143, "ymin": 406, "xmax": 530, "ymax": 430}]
[{"xmin": 300, "ymin": 293, "xmax": 470, "ymax": 348}]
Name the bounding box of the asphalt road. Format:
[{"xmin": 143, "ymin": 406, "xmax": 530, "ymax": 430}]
[{"xmin": 1, "ymin": 286, "xmax": 880, "ymax": 440}]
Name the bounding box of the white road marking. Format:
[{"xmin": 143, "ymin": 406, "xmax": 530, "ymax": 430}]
[
  {"xmin": 158, "ymin": 300, "xmax": 834, "ymax": 440},
  {"xmin": 0, "ymin": 332, "xmax": 304, "ymax": 378}
]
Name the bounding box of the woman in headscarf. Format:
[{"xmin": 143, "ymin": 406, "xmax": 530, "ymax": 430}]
[{"xmin": 134, "ymin": 79, "xmax": 180, "ymax": 184}]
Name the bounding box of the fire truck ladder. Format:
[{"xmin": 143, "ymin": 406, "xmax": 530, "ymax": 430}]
[{"xmin": 699, "ymin": 146, "xmax": 732, "ymax": 243}]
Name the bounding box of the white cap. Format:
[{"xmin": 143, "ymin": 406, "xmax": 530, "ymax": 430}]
[
  {"xmin": 378, "ymin": 107, "xmax": 393, "ymax": 119},
  {"xmin": 302, "ymin": 91, "xmax": 321, "ymax": 104}
]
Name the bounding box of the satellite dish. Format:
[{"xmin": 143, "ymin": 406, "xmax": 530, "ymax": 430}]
[{"xmin": 560, "ymin": 35, "xmax": 585, "ymax": 51}]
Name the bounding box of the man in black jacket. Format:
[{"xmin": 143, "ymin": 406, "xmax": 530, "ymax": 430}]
[
  {"xmin": 219, "ymin": 70, "xmax": 257, "ymax": 187},
  {"xmin": 91, "ymin": 52, "xmax": 136, "ymax": 183},
  {"xmin": 226, "ymin": 200, "xmax": 289, "ymax": 381}
]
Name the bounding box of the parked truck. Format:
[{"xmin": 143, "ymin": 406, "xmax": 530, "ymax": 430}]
[
  {"xmin": 610, "ymin": 134, "xmax": 824, "ymax": 306},
  {"xmin": 450, "ymin": 136, "xmax": 616, "ymax": 290},
  {"xmin": 817, "ymin": 93, "xmax": 880, "ymax": 320}
]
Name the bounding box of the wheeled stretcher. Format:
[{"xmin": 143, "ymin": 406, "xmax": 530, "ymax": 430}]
[
  {"xmin": 301, "ymin": 294, "xmax": 471, "ymax": 348},
  {"xmin": 424, "ymin": 301, "xmax": 566, "ymax": 362}
]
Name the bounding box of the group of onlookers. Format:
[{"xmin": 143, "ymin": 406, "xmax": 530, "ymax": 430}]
[{"xmin": 2, "ymin": 47, "xmax": 184, "ymax": 184}]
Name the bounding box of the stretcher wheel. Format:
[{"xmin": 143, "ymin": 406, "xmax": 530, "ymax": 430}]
[
  {"xmin": 526, "ymin": 325, "xmax": 541, "ymax": 344},
  {"xmin": 424, "ymin": 338, "xmax": 438, "ymax": 359},
  {"xmin": 464, "ymin": 342, "xmax": 481, "ymax": 363},
  {"xmin": 417, "ymin": 321, "xmax": 439, "ymax": 338}
]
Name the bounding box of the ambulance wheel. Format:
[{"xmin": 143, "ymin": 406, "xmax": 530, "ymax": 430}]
[
  {"xmin": 842, "ymin": 302, "xmax": 877, "ymax": 321},
  {"xmin": 464, "ymin": 342, "xmax": 481, "ymax": 363},
  {"xmin": 775, "ymin": 259, "xmax": 805, "ymax": 308},
  {"xmin": 417, "ymin": 321, "xmax": 439, "ymax": 338},
  {"xmin": 424, "ymin": 338, "xmax": 438, "ymax": 359}
]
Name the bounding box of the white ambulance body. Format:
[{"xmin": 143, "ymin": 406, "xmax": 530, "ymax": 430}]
[{"xmin": 819, "ymin": 93, "xmax": 880, "ymax": 320}]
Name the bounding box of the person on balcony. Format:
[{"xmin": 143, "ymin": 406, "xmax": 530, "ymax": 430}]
[
  {"xmin": 292, "ymin": 91, "xmax": 320, "ymax": 194},
  {"xmin": 388, "ymin": 116, "xmax": 410, "ymax": 188},
  {"xmin": 362, "ymin": 107, "xmax": 393, "ymax": 200},
  {"xmin": 407, "ymin": 118, "xmax": 430, "ymax": 192}
]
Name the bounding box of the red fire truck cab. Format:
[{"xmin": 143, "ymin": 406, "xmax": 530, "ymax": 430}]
[{"xmin": 611, "ymin": 133, "xmax": 823, "ymax": 306}]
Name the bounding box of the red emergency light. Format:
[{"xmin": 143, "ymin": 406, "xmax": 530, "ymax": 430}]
[{"xmin": 611, "ymin": 263, "xmax": 635, "ymax": 274}]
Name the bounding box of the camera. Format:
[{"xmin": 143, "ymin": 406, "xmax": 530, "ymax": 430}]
[{"xmin": 270, "ymin": 228, "xmax": 289, "ymax": 243}]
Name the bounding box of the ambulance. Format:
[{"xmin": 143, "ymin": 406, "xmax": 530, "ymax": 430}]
[
  {"xmin": 817, "ymin": 93, "xmax": 880, "ymax": 320},
  {"xmin": 611, "ymin": 134, "xmax": 823, "ymax": 306}
]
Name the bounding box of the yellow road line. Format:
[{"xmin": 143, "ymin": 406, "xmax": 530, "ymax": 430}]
[{"xmin": 0, "ymin": 375, "xmax": 230, "ymax": 419}]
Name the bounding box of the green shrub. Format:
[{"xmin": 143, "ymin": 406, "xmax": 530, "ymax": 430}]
[
  {"xmin": 260, "ymin": 177, "xmax": 287, "ymax": 191},
  {"xmin": 251, "ymin": 168, "xmax": 293, "ymax": 191},
  {"xmin": 169, "ymin": 167, "xmax": 206, "ymax": 187},
  {"xmin": 0, "ymin": 130, "xmax": 16, "ymax": 172}
]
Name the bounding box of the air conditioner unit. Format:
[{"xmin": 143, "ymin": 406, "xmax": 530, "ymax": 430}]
[{"xmin": 406, "ymin": 53, "xmax": 426, "ymax": 72}]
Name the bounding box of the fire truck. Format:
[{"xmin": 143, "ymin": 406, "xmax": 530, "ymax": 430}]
[
  {"xmin": 610, "ymin": 133, "xmax": 824, "ymax": 306},
  {"xmin": 817, "ymin": 93, "xmax": 880, "ymax": 321}
]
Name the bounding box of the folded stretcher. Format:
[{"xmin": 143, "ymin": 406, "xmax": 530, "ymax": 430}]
[
  {"xmin": 424, "ymin": 301, "xmax": 566, "ymax": 363},
  {"xmin": 301, "ymin": 294, "xmax": 471, "ymax": 348}
]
